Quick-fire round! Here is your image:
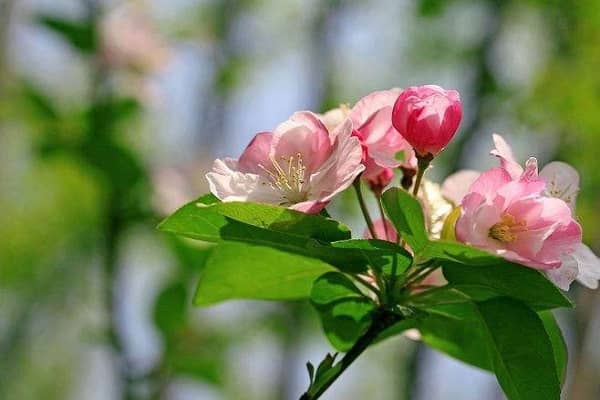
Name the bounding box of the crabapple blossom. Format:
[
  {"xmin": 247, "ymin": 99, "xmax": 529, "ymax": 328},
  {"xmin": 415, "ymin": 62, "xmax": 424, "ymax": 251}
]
[
  {"xmin": 487, "ymin": 134, "xmax": 599, "ymax": 289},
  {"xmin": 206, "ymin": 111, "xmax": 364, "ymax": 213},
  {"xmin": 392, "ymin": 85, "xmax": 462, "ymax": 157},
  {"xmin": 322, "ymin": 89, "xmax": 417, "ymax": 192},
  {"xmin": 456, "ymin": 167, "xmax": 582, "ymax": 270}
]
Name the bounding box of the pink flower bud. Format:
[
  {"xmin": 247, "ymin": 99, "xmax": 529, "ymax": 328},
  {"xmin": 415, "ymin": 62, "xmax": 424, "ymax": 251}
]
[
  {"xmin": 392, "ymin": 85, "xmax": 462, "ymax": 156},
  {"xmin": 363, "ymin": 219, "xmax": 398, "ymax": 243},
  {"xmin": 365, "ymin": 166, "xmax": 394, "ymax": 195}
]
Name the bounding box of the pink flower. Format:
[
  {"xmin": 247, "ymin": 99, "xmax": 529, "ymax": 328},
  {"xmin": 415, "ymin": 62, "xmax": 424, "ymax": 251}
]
[
  {"xmin": 364, "ymin": 167, "xmax": 394, "ymax": 194},
  {"xmin": 322, "ymin": 90, "xmax": 416, "ymax": 191},
  {"xmin": 363, "ymin": 219, "xmax": 398, "ymax": 243},
  {"xmin": 350, "ymin": 89, "xmax": 416, "ymax": 181},
  {"xmin": 445, "ymin": 134, "xmax": 598, "ymax": 289},
  {"xmin": 491, "ymin": 134, "xmax": 580, "ymax": 210},
  {"xmin": 456, "ymin": 167, "xmax": 582, "ymax": 270},
  {"xmin": 206, "ymin": 111, "xmax": 364, "ymax": 213},
  {"xmin": 392, "ymin": 85, "xmax": 462, "ymax": 156}
]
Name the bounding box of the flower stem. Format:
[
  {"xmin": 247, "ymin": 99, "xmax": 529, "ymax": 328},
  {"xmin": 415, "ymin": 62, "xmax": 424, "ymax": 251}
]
[
  {"xmin": 375, "ymin": 195, "xmax": 389, "ymax": 241},
  {"xmin": 353, "ymin": 179, "xmax": 376, "ymax": 239},
  {"xmin": 300, "ymin": 309, "xmax": 403, "ymax": 400},
  {"xmin": 412, "ymin": 154, "xmax": 433, "ymax": 197}
]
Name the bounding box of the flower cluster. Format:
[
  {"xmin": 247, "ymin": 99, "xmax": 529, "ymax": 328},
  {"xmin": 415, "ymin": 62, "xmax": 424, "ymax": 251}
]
[
  {"xmin": 206, "ymin": 84, "xmax": 600, "ymax": 291},
  {"xmin": 443, "ymin": 134, "xmax": 600, "ymax": 290}
]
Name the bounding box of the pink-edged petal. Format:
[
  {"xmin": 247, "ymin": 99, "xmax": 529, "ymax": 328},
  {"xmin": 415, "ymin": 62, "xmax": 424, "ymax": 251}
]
[
  {"xmin": 441, "ymin": 170, "xmax": 480, "ymax": 205},
  {"xmin": 308, "ymin": 119, "xmax": 365, "ymax": 202},
  {"xmin": 468, "ymin": 167, "xmax": 513, "ymax": 201},
  {"xmin": 357, "ymin": 107, "xmax": 415, "ymax": 169},
  {"xmin": 290, "ymin": 200, "xmax": 329, "ymax": 214},
  {"xmin": 490, "ymin": 133, "xmax": 523, "ymax": 179},
  {"xmin": 540, "ymin": 161, "xmax": 580, "ymax": 211},
  {"xmin": 350, "ymin": 88, "xmax": 402, "ymax": 128},
  {"xmin": 534, "ymin": 197, "xmax": 575, "ymax": 228},
  {"xmin": 237, "ymin": 132, "xmax": 274, "ymax": 174},
  {"xmin": 496, "ymin": 178, "xmax": 545, "ymax": 208},
  {"xmin": 271, "ymin": 111, "xmax": 333, "ymax": 172},
  {"xmin": 535, "ymin": 220, "xmax": 582, "ymax": 264}
]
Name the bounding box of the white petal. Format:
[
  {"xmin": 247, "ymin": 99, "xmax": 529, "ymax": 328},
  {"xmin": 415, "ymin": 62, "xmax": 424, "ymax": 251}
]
[
  {"xmin": 546, "ymin": 256, "xmax": 579, "ymax": 291},
  {"xmin": 573, "ymin": 244, "xmax": 600, "ymax": 289},
  {"xmin": 441, "ymin": 170, "xmax": 480, "ymax": 205},
  {"xmin": 206, "ymin": 158, "xmax": 280, "ymax": 204},
  {"xmin": 539, "ymin": 161, "xmax": 580, "ymax": 211}
]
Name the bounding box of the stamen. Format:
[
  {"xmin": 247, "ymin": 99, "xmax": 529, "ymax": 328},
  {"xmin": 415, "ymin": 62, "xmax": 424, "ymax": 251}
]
[
  {"xmin": 489, "ymin": 214, "xmax": 526, "ymax": 243},
  {"xmin": 257, "ymin": 152, "xmax": 309, "ymax": 204}
]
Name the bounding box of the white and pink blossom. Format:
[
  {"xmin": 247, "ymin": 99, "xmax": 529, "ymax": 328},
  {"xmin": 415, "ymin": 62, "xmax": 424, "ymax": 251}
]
[
  {"xmin": 322, "ymin": 89, "xmax": 416, "ymax": 192},
  {"xmin": 456, "ymin": 167, "xmax": 582, "ymax": 270},
  {"xmin": 206, "ymin": 112, "xmax": 364, "ymax": 213}
]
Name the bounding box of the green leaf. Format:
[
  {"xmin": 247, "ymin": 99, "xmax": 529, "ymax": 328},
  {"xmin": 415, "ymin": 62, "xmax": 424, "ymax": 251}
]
[
  {"xmin": 540, "ymin": 311, "xmax": 568, "ymax": 385},
  {"xmin": 329, "ymin": 239, "xmax": 412, "ymax": 274},
  {"xmin": 311, "ymin": 272, "xmax": 375, "ymax": 351},
  {"xmin": 422, "ymin": 241, "xmax": 571, "ymax": 310},
  {"xmin": 159, "ymin": 199, "xmax": 408, "ymax": 273},
  {"xmin": 477, "ymin": 297, "xmax": 561, "ymax": 400},
  {"xmin": 154, "ymin": 282, "xmax": 187, "ymax": 336},
  {"xmin": 37, "ymin": 15, "xmax": 96, "ymax": 53},
  {"xmin": 158, "ymin": 198, "xmax": 351, "ymax": 243},
  {"xmin": 194, "ymin": 242, "xmax": 335, "ymax": 306},
  {"xmin": 417, "ymin": 294, "xmax": 493, "ymax": 371},
  {"xmin": 409, "ymin": 287, "xmax": 568, "ymax": 390},
  {"xmin": 305, "ymin": 353, "xmax": 342, "ymax": 398},
  {"xmin": 382, "ymin": 188, "xmax": 428, "ymax": 252}
]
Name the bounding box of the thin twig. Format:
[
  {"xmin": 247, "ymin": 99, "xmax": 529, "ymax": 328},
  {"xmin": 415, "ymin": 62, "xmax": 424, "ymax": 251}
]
[{"xmin": 353, "ymin": 179, "xmax": 376, "ymax": 238}]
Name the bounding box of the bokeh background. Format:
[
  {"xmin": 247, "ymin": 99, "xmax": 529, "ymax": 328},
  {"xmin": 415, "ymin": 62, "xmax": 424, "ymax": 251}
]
[{"xmin": 1, "ymin": 0, "xmax": 600, "ymax": 399}]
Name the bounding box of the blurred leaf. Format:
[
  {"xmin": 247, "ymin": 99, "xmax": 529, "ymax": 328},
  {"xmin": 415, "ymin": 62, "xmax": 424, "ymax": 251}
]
[
  {"xmin": 80, "ymin": 139, "xmax": 146, "ymax": 195},
  {"xmin": 20, "ymin": 81, "xmax": 60, "ymax": 121},
  {"xmin": 477, "ymin": 297, "xmax": 561, "ymax": 400},
  {"xmin": 163, "ymin": 330, "xmax": 226, "ymax": 384},
  {"xmin": 311, "ymin": 272, "xmax": 375, "ymax": 351},
  {"xmin": 382, "ymin": 188, "xmax": 428, "ymax": 253},
  {"xmin": 154, "ymin": 282, "xmax": 187, "ymax": 336},
  {"xmin": 417, "ymin": 0, "xmax": 449, "ymax": 16},
  {"xmin": 37, "ymin": 15, "xmax": 96, "ymax": 53},
  {"xmin": 166, "ymin": 236, "xmax": 214, "ymax": 275},
  {"xmin": 193, "ymin": 242, "xmax": 335, "ymax": 306},
  {"xmin": 86, "ymin": 96, "xmax": 141, "ymax": 137}
]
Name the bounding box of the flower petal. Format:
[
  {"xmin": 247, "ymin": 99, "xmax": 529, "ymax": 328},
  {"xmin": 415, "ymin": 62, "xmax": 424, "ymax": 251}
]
[
  {"xmin": 441, "ymin": 169, "xmax": 480, "ymax": 205},
  {"xmin": 540, "ymin": 161, "xmax": 580, "ymax": 211}
]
